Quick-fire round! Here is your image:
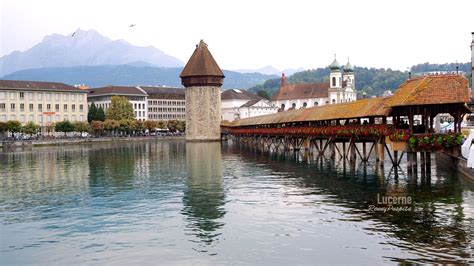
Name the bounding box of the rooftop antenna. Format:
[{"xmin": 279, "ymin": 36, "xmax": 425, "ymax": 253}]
[{"xmin": 456, "ymin": 60, "xmax": 459, "ymax": 74}]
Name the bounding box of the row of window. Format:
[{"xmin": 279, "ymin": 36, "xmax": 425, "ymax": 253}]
[
  {"xmin": 148, "ymin": 107, "xmax": 185, "ymax": 113},
  {"xmin": 0, "ymin": 103, "xmax": 83, "ymax": 112},
  {"xmin": 134, "ymin": 103, "xmax": 146, "ymax": 110},
  {"xmin": 0, "ymin": 91, "xmax": 85, "ymax": 102},
  {"xmin": 149, "ymin": 100, "xmax": 185, "ymax": 106},
  {"xmin": 0, "ymin": 114, "xmax": 85, "ymax": 123},
  {"xmin": 148, "ymin": 114, "xmax": 185, "ymax": 120},
  {"xmin": 134, "ymin": 111, "xmax": 146, "ymax": 118}
]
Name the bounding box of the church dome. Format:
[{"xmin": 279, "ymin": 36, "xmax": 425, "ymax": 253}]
[
  {"xmin": 343, "ymin": 61, "xmax": 354, "ymax": 72},
  {"xmin": 329, "ymin": 58, "xmax": 341, "ymax": 70}
]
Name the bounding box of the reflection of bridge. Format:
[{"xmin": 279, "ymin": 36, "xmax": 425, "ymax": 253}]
[{"xmin": 222, "ymin": 75, "xmax": 471, "ymax": 174}]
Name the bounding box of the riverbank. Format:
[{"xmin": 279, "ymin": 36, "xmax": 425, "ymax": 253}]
[{"xmin": 0, "ymin": 135, "xmax": 185, "ymax": 149}]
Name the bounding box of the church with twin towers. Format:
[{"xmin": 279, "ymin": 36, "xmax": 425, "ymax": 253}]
[{"xmin": 271, "ymin": 56, "xmax": 357, "ymax": 111}]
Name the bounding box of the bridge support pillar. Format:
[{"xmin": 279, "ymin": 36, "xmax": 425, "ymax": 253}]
[
  {"xmin": 379, "ymin": 140, "xmax": 385, "ymax": 166},
  {"xmin": 362, "ymin": 142, "xmax": 367, "ymax": 161},
  {"xmin": 375, "ymin": 141, "xmax": 379, "ymax": 162}
]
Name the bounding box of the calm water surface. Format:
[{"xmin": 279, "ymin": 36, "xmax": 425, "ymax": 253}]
[{"xmin": 0, "ymin": 140, "xmax": 473, "ymax": 264}]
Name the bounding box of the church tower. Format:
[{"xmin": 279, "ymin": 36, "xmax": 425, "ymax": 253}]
[
  {"xmin": 180, "ymin": 40, "xmax": 225, "ymax": 141},
  {"xmin": 328, "ymin": 56, "xmax": 342, "ymax": 104},
  {"xmin": 343, "ymin": 59, "xmax": 356, "ymax": 102}
]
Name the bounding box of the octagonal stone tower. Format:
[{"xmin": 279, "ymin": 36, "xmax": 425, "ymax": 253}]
[{"xmin": 180, "ymin": 40, "xmax": 225, "ymax": 141}]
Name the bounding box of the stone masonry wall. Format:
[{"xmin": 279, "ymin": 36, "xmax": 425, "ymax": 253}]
[{"xmin": 185, "ymin": 86, "xmax": 221, "ymax": 141}]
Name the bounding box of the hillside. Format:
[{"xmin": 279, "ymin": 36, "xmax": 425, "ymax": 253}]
[
  {"xmin": 248, "ymin": 62, "xmax": 471, "ymax": 97},
  {"xmin": 1, "ymin": 65, "xmax": 278, "ymax": 89},
  {"xmin": 0, "ymin": 29, "xmax": 183, "ymax": 76}
]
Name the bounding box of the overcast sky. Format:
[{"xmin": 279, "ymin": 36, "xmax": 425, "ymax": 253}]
[{"xmin": 1, "ymin": 0, "xmax": 473, "ymax": 71}]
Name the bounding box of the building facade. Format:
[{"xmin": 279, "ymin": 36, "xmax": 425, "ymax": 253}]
[
  {"xmin": 141, "ymin": 86, "xmax": 186, "ymax": 121},
  {"xmin": 180, "ymin": 40, "xmax": 224, "ymax": 141},
  {"xmin": 221, "ymin": 89, "xmax": 278, "ymax": 121},
  {"xmin": 0, "ymin": 80, "xmax": 88, "ymax": 130},
  {"xmin": 87, "ymin": 86, "xmax": 148, "ymax": 121},
  {"xmin": 272, "ymin": 57, "xmax": 356, "ymax": 111}
]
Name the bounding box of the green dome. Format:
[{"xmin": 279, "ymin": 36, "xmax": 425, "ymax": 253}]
[
  {"xmin": 329, "ymin": 58, "xmax": 341, "ymax": 70},
  {"xmin": 343, "ymin": 61, "xmax": 354, "ymax": 72}
]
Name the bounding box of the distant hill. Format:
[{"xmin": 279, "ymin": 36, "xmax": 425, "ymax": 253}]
[
  {"xmin": 248, "ymin": 62, "xmax": 471, "ymax": 97},
  {"xmin": 0, "ymin": 29, "xmax": 184, "ymax": 76},
  {"xmin": 234, "ymin": 65, "xmax": 305, "ymax": 76},
  {"xmin": 1, "ymin": 65, "xmax": 278, "ymax": 89}
]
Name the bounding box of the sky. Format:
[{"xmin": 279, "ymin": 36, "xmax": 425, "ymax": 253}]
[{"xmin": 1, "ymin": 0, "xmax": 473, "ymax": 71}]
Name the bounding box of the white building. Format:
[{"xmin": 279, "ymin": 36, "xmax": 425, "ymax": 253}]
[
  {"xmin": 0, "ymin": 79, "xmax": 88, "ymax": 131},
  {"xmin": 87, "ymin": 86, "xmax": 148, "ymax": 121},
  {"xmin": 141, "ymin": 86, "xmax": 186, "ymax": 121},
  {"xmin": 272, "ymin": 57, "xmax": 356, "ymax": 111},
  {"xmin": 221, "ymin": 89, "xmax": 278, "ymax": 122}
]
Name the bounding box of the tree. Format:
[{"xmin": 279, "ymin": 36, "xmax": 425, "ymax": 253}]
[
  {"xmin": 167, "ymin": 120, "xmax": 179, "ymax": 132},
  {"xmin": 55, "ymin": 120, "xmax": 75, "ymax": 136},
  {"xmin": 145, "ymin": 120, "xmax": 158, "ymax": 134},
  {"xmin": 132, "ymin": 120, "xmax": 146, "ymax": 134},
  {"xmin": 22, "ymin": 121, "xmax": 39, "ymax": 135},
  {"xmin": 88, "ymin": 103, "xmax": 98, "ymax": 123},
  {"xmin": 257, "ymin": 90, "xmax": 271, "ymax": 100},
  {"xmin": 0, "ymin": 122, "xmax": 8, "ymax": 139},
  {"xmin": 104, "ymin": 119, "xmax": 120, "ymax": 135},
  {"xmin": 6, "ymin": 120, "xmax": 21, "ymax": 137},
  {"xmin": 96, "ymin": 106, "xmax": 106, "ymax": 121},
  {"xmin": 157, "ymin": 120, "xmax": 167, "ymax": 130},
  {"xmin": 74, "ymin": 121, "xmax": 90, "ymax": 134},
  {"xmin": 176, "ymin": 120, "xmax": 186, "ymax": 132},
  {"xmin": 118, "ymin": 119, "xmax": 132, "ymax": 135},
  {"xmin": 90, "ymin": 121, "xmax": 105, "ymax": 136},
  {"xmin": 106, "ymin": 96, "xmax": 134, "ymax": 121}
]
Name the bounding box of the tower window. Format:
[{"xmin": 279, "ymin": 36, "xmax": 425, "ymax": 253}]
[
  {"xmin": 314, "ymin": 102, "xmax": 318, "ymax": 106},
  {"xmin": 332, "ymin": 77, "xmax": 336, "ymax": 87},
  {"xmin": 292, "ymin": 103, "xmax": 296, "ymax": 109},
  {"xmin": 303, "ymin": 102, "xmax": 307, "ymax": 108}
]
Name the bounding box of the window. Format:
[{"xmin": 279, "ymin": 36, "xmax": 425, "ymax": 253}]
[
  {"xmin": 303, "ymin": 102, "xmax": 307, "ymax": 108},
  {"xmin": 55, "ymin": 115, "xmax": 59, "ymax": 121},
  {"xmin": 37, "ymin": 93, "xmax": 43, "ymax": 100},
  {"xmin": 64, "ymin": 104, "xmax": 68, "ymax": 111},
  {"xmin": 314, "ymin": 102, "xmax": 318, "ymax": 106},
  {"xmin": 46, "ymin": 93, "xmax": 52, "ymax": 101},
  {"xmin": 80, "ymin": 115, "xmax": 84, "ymax": 121},
  {"xmin": 292, "ymin": 103, "xmax": 296, "ymax": 109},
  {"xmin": 0, "ymin": 115, "xmax": 6, "ymax": 121},
  {"xmin": 332, "ymin": 99, "xmax": 336, "ymax": 103},
  {"xmin": 19, "ymin": 92, "xmax": 25, "ymax": 100},
  {"xmin": 20, "ymin": 115, "xmax": 25, "ymax": 122},
  {"xmin": 28, "ymin": 92, "xmax": 33, "ymax": 100},
  {"xmin": 79, "ymin": 104, "xmax": 83, "ymax": 111},
  {"xmin": 47, "ymin": 104, "xmax": 51, "ymax": 111},
  {"xmin": 71, "ymin": 94, "xmax": 76, "ymax": 101},
  {"xmin": 47, "ymin": 115, "xmax": 52, "ymax": 122},
  {"xmin": 0, "ymin": 103, "xmax": 5, "ymax": 111},
  {"xmin": 0, "ymin": 91, "xmax": 5, "ymax": 100},
  {"xmin": 38, "ymin": 104, "xmax": 43, "ymax": 111},
  {"xmin": 72, "ymin": 104, "xmax": 76, "ymax": 111},
  {"xmin": 10, "ymin": 92, "xmax": 15, "ymax": 100},
  {"xmin": 72, "ymin": 115, "xmax": 76, "ymax": 121},
  {"xmin": 55, "ymin": 104, "xmax": 60, "ymax": 111},
  {"xmin": 10, "ymin": 103, "xmax": 15, "ymax": 110},
  {"xmin": 10, "ymin": 114, "xmax": 16, "ymax": 120},
  {"xmin": 332, "ymin": 77, "xmax": 336, "ymax": 87},
  {"xmin": 63, "ymin": 94, "xmax": 68, "ymax": 101},
  {"xmin": 28, "ymin": 115, "xmax": 34, "ymax": 122},
  {"xmin": 64, "ymin": 115, "xmax": 68, "ymax": 121},
  {"xmin": 38, "ymin": 115, "xmax": 43, "ymax": 123},
  {"xmin": 20, "ymin": 103, "xmax": 24, "ymax": 111},
  {"xmin": 55, "ymin": 93, "xmax": 59, "ymax": 101}
]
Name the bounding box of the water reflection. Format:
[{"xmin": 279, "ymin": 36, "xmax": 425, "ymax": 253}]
[
  {"xmin": 182, "ymin": 142, "xmax": 225, "ymax": 251},
  {"xmin": 226, "ymin": 142, "xmax": 473, "ymax": 263}
]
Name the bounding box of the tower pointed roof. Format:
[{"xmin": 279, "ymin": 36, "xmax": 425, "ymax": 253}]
[{"xmin": 180, "ymin": 40, "xmax": 224, "ymax": 78}]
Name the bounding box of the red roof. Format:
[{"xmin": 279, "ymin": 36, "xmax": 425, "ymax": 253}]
[
  {"xmin": 180, "ymin": 40, "xmax": 224, "ymax": 78},
  {"xmin": 271, "ymin": 82, "xmax": 329, "ymax": 101},
  {"xmin": 88, "ymin": 86, "xmax": 147, "ymax": 97}
]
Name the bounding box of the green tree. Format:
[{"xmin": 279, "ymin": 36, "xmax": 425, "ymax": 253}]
[
  {"xmin": 6, "ymin": 120, "xmax": 21, "ymax": 137},
  {"xmin": 118, "ymin": 119, "xmax": 132, "ymax": 135},
  {"xmin": 22, "ymin": 121, "xmax": 39, "ymax": 135},
  {"xmin": 157, "ymin": 120, "xmax": 167, "ymax": 130},
  {"xmin": 257, "ymin": 90, "xmax": 271, "ymax": 100},
  {"xmin": 132, "ymin": 120, "xmax": 146, "ymax": 134},
  {"xmin": 74, "ymin": 121, "xmax": 90, "ymax": 134},
  {"xmin": 104, "ymin": 119, "xmax": 120, "ymax": 135},
  {"xmin": 106, "ymin": 96, "xmax": 134, "ymax": 121},
  {"xmin": 55, "ymin": 120, "xmax": 75, "ymax": 136},
  {"xmin": 88, "ymin": 103, "xmax": 98, "ymax": 123},
  {"xmin": 96, "ymin": 106, "xmax": 106, "ymax": 121},
  {"xmin": 176, "ymin": 120, "xmax": 186, "ymax": 132},
  {"xmin": 167, "ymin": 120, "xmax": 179, "ymax": 132},
  {"xmin": 0, "ymin": 121, "xmax": 8, "ymax": 139}
]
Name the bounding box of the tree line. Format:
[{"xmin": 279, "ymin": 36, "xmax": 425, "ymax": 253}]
[
  {"xmin": 0, "ymin": 96, "xmax": 185, "ymax": 140},
  {"xmin": 248, "ymin": 62, "xmax": 470, "ymax": 98}
]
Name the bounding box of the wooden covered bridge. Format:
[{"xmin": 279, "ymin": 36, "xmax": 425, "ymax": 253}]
[{"xmin": 222, "ymin": 74, "xmax": 471, "ymax": 173}]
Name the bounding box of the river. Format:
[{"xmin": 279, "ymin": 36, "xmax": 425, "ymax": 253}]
[{"xmin": 0, "ymin": 139, "xmax": 473, "ymax": 264}]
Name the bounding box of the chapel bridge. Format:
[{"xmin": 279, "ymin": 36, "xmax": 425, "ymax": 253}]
[{"xmin": 222, "ymin": 74, "xmax": 471, "ymax": 173}]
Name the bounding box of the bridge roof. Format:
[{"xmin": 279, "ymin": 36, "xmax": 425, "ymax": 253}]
[
  {"xmin": 385, "ymin": 74, "xmax": 469, "ymax": 107},
  {"xmin": 231, "ymin": 97, "xmax": 390, "ymax": 126}
]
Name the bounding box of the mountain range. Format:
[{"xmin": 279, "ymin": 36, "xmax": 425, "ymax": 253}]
[
  {"xmin": 234, "ymin": 65, "xmax": 304, "ymax": 76},
  {"xmin": 0, "ymin": 29, "xmax": 184, "ymax": 77}
]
